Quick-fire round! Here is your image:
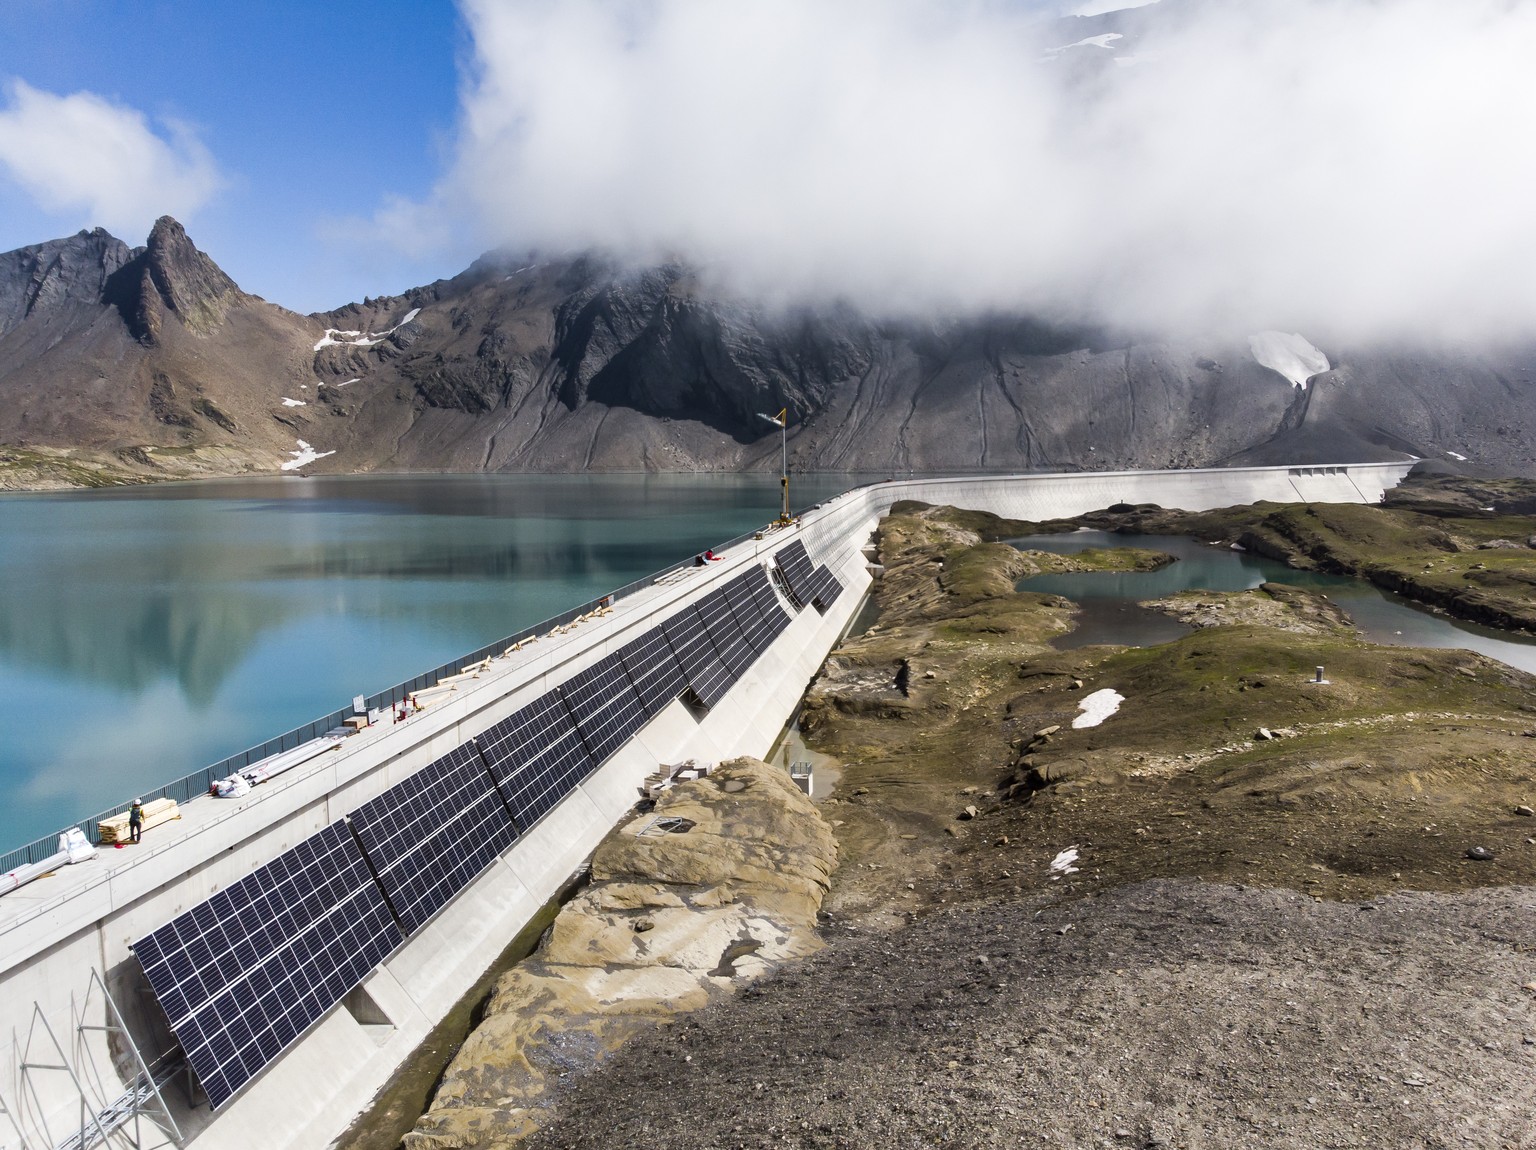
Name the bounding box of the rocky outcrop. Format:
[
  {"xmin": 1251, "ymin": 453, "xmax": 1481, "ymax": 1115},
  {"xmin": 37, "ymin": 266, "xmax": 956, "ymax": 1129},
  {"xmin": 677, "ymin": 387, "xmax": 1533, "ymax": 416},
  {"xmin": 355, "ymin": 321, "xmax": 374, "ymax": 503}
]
[
  {"xmin": 105, "ymin": 216, "xmax": 243, "ymax": 344},
  {"xmin": 404, "ymin": 758, "xmax": 836, "ymax": 1150},
  {"xmin": 1142, "ymin": 582, "xmax": 1358, "ymax": 635}
]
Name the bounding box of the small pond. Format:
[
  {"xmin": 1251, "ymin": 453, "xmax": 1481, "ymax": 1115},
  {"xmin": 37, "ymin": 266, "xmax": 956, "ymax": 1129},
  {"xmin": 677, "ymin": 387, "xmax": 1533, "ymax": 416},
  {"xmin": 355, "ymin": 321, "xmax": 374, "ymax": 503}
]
[{"xmin": 1012, "ymin": 530, "xmax": 1536, "ymax": 675}]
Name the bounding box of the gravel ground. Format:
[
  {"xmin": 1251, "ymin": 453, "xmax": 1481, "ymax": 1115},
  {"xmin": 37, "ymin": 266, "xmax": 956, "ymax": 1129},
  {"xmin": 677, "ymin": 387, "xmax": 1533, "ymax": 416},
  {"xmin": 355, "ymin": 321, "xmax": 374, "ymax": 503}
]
[{"xmin": 525, "ymin": 879, "xmax": 1536, "ymax": 1150}]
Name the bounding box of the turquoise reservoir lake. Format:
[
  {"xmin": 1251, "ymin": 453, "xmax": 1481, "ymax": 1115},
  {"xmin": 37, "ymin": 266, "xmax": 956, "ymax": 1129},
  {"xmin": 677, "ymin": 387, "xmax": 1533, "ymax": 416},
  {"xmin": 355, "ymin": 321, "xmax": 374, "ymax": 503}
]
[{"xmin": 0, "ymin": 473, "xmax": 861, "ymax": 851}]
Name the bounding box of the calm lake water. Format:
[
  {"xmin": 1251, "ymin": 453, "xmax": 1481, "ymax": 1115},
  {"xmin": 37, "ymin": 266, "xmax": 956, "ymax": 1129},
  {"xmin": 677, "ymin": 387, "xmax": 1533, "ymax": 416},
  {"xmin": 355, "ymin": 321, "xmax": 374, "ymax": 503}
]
[
  {"xmin": 1015, "ymin": 531, "xmax": 1536, "ymax": 672},
  {"xmin": 0, "ymin": 473, "xmax": 863, "ymax": 852}
]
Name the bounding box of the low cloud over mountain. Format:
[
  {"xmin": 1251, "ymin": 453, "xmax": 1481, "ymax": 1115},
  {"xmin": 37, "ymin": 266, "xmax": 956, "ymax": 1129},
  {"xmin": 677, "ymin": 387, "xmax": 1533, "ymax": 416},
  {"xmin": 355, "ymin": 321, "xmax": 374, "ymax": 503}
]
[{"xmin": 375, "ymin": 0, "xmax": 1536, "ymax": 342}]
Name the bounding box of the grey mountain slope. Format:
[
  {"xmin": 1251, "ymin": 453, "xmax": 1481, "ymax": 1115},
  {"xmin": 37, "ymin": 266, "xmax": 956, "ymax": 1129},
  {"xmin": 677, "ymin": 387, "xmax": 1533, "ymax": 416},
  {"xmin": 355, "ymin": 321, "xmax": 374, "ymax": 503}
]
[
  {"xmin": 313, "ymin": 256, "xmax": 1536, "ymax": 476},
  {"xmin": 0, "ymin": 228, "xmax": 135, "ymax": 340},
  {"xmin": 2, "ymin": 220, "xmax": 1536, "ymax": 485}
]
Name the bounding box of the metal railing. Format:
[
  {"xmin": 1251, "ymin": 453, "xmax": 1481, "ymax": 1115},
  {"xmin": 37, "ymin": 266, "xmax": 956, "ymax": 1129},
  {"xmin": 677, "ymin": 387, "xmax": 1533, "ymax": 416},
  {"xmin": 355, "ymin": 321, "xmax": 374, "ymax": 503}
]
[{"xmin": 0, "ymin": 507, "xmax": 844, "ymax": 876}]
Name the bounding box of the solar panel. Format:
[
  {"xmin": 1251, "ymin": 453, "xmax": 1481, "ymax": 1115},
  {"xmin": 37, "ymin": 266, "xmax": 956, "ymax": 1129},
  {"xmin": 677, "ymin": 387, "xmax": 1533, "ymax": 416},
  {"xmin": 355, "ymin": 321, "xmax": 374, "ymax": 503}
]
[
  {"xmin": 558, "ymin": 651, "xmax": 648, "ymax": 764},
  {"xmin": 134, "ymin": 820, "xmax": 399, "ymax": 1109},
  {"xmin": 746, "ymin": 565, "xmax": 793, "ymax": 634},
  {"xmin": 695, "ymin": 588, "xmax": 753, "ymax": 674},
  {"xmin": 722, "ymin": 574, "xmax": 766, "ymax": 629},
  {"xmin": 821, "ymin": 570, "xmax": 845, "ymax": 607},
  {"xmin": 478, "ymin": 693, "xmax": 596, "ymax": 827},
  {"xmin": 800, "ymin": 567, "xmax": 828, "ymax": 609},
  {"xmin": 661, "ymin": 606, "xmax": 735, "ymax": 708},
  {"xmin": 347, "ymin": 743, "xmax": 517, "ymax": 934},
  {"xmin": 615, "ymin": 626, "xmax": 688, "ymax": 716},
  {"xmin": 804, "ymin": 564, "xmax": 845, "ymax": 610},
  {"xmin": 723, "ymin": 573, "xmax": 776, "ymax": 657},
  {"xmin": 773, "ymin": 540, "xmax": 817, "ymax": 608}
]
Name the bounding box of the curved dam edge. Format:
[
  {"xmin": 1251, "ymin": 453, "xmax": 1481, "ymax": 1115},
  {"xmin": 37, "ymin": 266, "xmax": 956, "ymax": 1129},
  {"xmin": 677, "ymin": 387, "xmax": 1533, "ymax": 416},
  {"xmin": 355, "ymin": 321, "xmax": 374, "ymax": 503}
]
[{"xmin": 0, "ymin": 461, "xmax": 1412, "ymax": 1150}]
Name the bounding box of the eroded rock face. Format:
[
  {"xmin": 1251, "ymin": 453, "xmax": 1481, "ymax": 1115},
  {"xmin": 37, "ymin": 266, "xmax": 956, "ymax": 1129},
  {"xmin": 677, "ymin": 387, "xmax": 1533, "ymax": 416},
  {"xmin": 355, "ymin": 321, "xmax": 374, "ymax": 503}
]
[{"xmin": 404, "ymin": 757, "xmax": 836, "ymax": 1150}]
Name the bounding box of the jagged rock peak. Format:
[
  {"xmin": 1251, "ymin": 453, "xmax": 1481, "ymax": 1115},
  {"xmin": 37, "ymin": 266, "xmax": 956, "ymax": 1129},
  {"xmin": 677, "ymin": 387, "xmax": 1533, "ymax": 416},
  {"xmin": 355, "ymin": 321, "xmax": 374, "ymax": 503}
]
[
  {"xmin": 107, "ymin": 216, "xmax": 244, "ymax": 345},
  {"xmin": 0, "ymin": 227, "xmax": 137, "ymax": 339},
  {"xmin": 142, "ymin": 216, "xmax": 241, "ymax": 327}
]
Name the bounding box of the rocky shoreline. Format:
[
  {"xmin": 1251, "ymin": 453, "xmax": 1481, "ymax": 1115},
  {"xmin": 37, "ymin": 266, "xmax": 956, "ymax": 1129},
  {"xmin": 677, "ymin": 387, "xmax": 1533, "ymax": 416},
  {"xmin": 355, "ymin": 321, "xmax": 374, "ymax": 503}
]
[{"xmin": 1082, "ymin": 472, "xmax": 1536, "ymax": 635}]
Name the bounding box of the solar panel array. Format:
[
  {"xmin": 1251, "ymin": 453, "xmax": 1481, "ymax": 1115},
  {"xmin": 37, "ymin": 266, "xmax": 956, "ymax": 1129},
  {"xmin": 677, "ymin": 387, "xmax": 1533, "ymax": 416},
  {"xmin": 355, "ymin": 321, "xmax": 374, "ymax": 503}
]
[
  {"xmin": 731, "ymin": 566, "xmax": 792, "ymax": 655},
  {"xmin": 478, "ymin": 694, "xmax": 596, "ymax": 827},
  {"xmin": 135, "ymin": 549, "xmax": 830, "ymax": 1110},
  {"xmin": 347, "ymin": 743, "xmax": 517, "ymax": 934},
  {"xmin": 696, "ymin": 589, "xmax": 753, "ymax": 673},
  {"xmin": 749, "ymin": 563, "xmax": 792, "ymax": 626},
  {"xmin": 616, "ymin": 627, "xmax": 688, "ymax": 713},
  {"xmin": 133, "ymin": 821, "xmax": 399, "ymax": 1109},
  {"xmin": 559, "ymin": 652, "xmax": 648, "ymax": 764},
  {"xmin": 721, "ymin": 578, "xmax": 769, "ymax": 656},
  {"xmin": 773, "ymin": 540, "xmax": 817, "ymax": 608},
  {"xmin": 662, "ymin": 606, "xmax": 735, "ymax": 707}
]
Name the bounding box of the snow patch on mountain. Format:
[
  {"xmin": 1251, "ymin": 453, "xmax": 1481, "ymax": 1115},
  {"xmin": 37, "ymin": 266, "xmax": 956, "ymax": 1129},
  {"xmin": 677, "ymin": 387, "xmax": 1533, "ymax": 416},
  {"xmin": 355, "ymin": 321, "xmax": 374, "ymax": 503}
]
[
  {"xmin": 312, "ymin": 308, "xmax": 422, "ymax": 352},
  {"xmin": 281, "ymin": 397, "xmax": 305, "ymax": 407},
  {"xmin": 1249, "ymin": 331, "xmax": 1330, "ymax": 389},
  {"xmin": 1073, "ymin": 689, "xmax": 1125, "ymax": 729},
  {"xmin": 1047, "ymin": 32, "xmax": 1123, "ymax": 57},
  {"xmin": 280, "ymin": 439, "xmax": 335, "ymax": 471}
]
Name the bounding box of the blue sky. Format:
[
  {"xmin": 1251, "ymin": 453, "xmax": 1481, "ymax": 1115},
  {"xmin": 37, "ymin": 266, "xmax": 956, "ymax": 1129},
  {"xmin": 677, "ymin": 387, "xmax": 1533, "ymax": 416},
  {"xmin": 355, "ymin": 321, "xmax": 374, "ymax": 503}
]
[{"xmin": 0, "ymin": 0, "xmax": 467, "ymax": 312}]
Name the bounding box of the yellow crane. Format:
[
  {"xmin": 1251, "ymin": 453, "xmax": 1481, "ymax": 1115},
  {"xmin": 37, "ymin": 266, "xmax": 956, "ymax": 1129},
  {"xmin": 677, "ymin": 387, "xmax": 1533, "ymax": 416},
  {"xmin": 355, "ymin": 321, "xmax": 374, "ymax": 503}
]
[{"xmin": 757, "ymin": 407, "xmax": 792, "ymax": 526}]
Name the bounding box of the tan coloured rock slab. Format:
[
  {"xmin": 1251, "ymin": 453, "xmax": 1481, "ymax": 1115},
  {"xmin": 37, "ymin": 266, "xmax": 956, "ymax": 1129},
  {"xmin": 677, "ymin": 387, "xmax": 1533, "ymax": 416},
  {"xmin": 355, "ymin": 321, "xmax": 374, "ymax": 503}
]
[{"xmin": 404, "ymin": 757, "xmax": 836, "ymax": 1150}]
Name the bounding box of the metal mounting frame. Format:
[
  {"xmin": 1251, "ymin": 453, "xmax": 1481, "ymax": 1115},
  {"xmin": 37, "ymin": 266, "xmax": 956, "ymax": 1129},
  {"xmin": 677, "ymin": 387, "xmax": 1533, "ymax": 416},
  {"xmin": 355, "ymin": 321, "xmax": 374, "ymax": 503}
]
[{"xmin": 11, "ymin": 969, "xmax": 181, "ymax": 1150}]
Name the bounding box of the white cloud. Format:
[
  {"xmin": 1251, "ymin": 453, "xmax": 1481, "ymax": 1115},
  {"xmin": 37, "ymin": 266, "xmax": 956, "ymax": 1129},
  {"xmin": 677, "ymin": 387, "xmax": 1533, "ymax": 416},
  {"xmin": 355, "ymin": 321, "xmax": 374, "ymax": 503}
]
[
  {"xmin": 389, "ymin": 0, "xmax": 1536, "ymax": 341},
  {"xmin": 0, "ymin": 80, "xmax": 223, "ymax": 240}
]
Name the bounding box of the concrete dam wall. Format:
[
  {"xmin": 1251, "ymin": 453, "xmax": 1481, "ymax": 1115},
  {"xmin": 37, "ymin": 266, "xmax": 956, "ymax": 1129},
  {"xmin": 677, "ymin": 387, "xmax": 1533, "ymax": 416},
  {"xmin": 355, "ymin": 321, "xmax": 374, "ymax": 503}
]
[{"xmin": 0, "ymin": 461, "xmax": 1412, "ymax": 1150}]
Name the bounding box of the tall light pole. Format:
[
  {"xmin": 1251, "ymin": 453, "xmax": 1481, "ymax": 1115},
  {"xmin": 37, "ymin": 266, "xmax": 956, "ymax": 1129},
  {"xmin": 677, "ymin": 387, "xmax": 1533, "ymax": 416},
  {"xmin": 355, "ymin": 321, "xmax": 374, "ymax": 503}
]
[{"xmin": 758, "ymin": 407, "xmax": 791, "ymax": 526}]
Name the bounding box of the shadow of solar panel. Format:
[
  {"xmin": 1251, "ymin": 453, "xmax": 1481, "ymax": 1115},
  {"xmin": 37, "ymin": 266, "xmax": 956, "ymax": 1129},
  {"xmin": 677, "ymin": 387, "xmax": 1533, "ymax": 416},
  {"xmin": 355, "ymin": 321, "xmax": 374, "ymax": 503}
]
[
  {"xmin": 479, "ymin": 693, "xmax": 596, "ymax": 828},
  {"xmin": 616, "ymin": 627, "xmax": 687, "ymax": 716},
  {"xmin": 696, "ymin": 588, "xmax": 753, "ymax": 674},
  {"xmin": 348, "ymin": 743, "xmax": 517, "ymax": 934},
  {"xmin": 134, "ymin": 820, "xmax": 398, "ymax": 1109},
  {"xmin": 661, "ymin": 606, "xmax": 734, "ymax": 708},
  {"xmin": 559, "ymin": 652, "xmax": 647, "ymax": 765}
]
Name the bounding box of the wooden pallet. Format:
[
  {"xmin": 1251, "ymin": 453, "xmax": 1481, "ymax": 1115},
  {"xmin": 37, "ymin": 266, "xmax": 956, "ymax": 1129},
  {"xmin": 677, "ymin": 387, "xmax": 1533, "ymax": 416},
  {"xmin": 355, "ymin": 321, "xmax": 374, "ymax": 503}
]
[{"xmin": 98, "ymin": 798, "xmax": 180, "ymax": 844}]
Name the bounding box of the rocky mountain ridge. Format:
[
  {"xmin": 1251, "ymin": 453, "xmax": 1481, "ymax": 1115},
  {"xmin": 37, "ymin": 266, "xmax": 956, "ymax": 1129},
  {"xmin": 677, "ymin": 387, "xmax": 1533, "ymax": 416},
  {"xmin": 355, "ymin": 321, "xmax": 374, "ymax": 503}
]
[{"xmin": 2, "ymin": 218, "xmax": 1535, "ymax": 488}]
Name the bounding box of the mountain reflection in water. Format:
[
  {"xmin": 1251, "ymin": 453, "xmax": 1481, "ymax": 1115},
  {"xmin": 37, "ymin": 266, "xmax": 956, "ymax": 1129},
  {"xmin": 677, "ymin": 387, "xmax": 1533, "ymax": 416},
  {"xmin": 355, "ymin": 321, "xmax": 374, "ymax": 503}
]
[{"xmin": 0, "ymin": 473, "xmax": 861, "ymax": 848}]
